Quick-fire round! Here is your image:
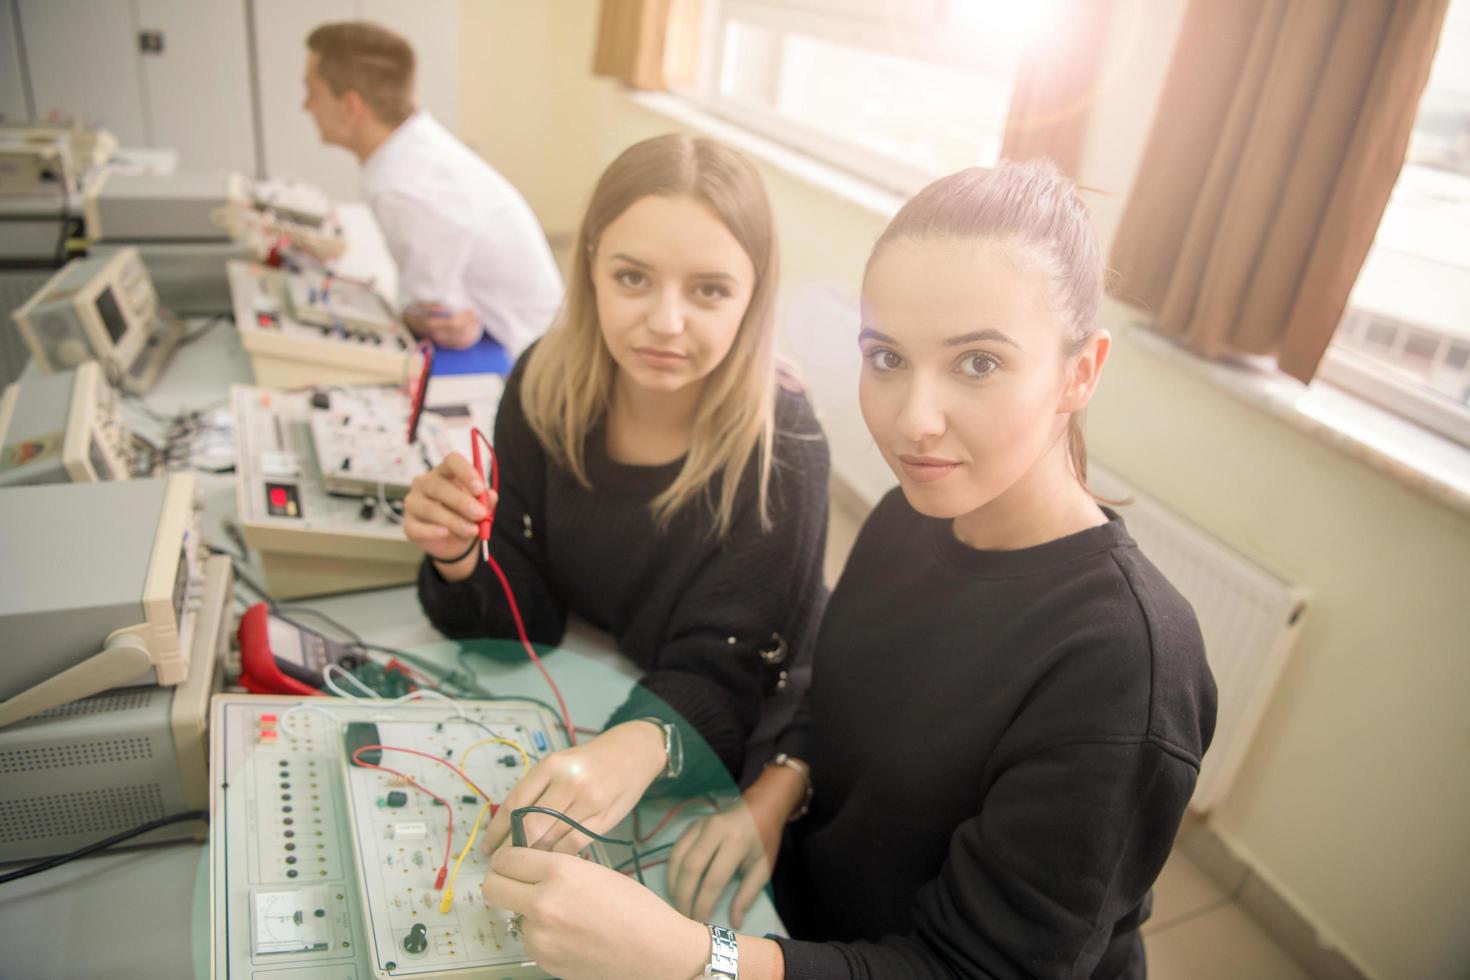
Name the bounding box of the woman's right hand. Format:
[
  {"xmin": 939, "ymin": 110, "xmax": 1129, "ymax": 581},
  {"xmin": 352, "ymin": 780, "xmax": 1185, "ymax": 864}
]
[
  {"xmin": 402, "ymin": 451, "xmax": 495, "ymax": 579},
  {"xmin": 667, "ymin": 775, "xmax": 794, "ymax": 928}
]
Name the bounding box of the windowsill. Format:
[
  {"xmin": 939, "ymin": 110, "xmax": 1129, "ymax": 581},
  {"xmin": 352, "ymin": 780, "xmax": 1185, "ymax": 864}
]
[
  {"xmin": 1116, "ymin": 312, "xmax": 1470, "ymax": 519},
  {"xmin": 624, "ymin": 90, "xmax": 907, "ymax": 222}
]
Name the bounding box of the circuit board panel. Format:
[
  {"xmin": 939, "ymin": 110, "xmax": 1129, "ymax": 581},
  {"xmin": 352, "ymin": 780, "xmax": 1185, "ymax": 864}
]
[
  {"xmin": 340, "ymin": 712, "xmax": 612, "ymax": 977},
  {"xmin": 211, "ymin": 695, "xmax": 602, "ymax": 979}
]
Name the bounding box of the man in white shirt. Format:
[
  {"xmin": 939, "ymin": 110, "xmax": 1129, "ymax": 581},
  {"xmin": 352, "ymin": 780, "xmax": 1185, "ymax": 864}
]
[{"xmin": 302, "ymin": 22, "xmax": 562, "ymax": 361}]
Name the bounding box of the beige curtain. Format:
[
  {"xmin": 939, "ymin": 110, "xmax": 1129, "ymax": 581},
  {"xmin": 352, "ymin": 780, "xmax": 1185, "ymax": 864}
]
[
  {"xmin": 593, "ymin": 0, "xmax": 700, "ymax": 91},
  {"xmin": 1001, "ymin": 0, "xmax": 1115, "ymax": 178},
  {"xmin": 1109, "ymin": 0, "xmax": 1451, "ymax": 383}
]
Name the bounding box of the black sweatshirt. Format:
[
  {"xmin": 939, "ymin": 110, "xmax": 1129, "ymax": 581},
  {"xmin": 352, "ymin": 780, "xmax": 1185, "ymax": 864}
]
[
  {"xmin": 772, "ymin": 489, "xmax": 1216, "ymax": 980},
  {"xmin": 417, "ymin": 349, "xmax": 830, "ymax": 787}
]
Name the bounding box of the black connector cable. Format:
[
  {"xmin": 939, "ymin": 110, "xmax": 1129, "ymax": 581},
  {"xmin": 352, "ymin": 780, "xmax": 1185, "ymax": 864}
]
[
  {"xmin": 178, "ymin": 311, "xmax": 234, "ymax": 347},
  {"xmin": 615, "ymin": 841, "xmax": 674, "ymax": 873},
  {"xmin": 510, "ymin": 805, "xmax": 644, "ymax": 884},
  {"xmin": 0, "ymin": 810, "xmax": 208, "ymax": 886}
]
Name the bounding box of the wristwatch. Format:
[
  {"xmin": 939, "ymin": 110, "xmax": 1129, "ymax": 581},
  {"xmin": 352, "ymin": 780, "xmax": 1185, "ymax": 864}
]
[
  {"xmin": 766, "ymin": 753, "xmax": 813, "ymax": 822},
  {"xmin": 636, "ymin": 716, "xmax": 684, "ymax": 780},
  {"xmin": 703, "ymin": 923, "xmax": 739, "ymax": 979}
]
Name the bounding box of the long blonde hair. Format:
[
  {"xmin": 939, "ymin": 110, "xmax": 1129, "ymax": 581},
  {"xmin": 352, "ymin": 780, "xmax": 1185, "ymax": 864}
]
[{"xmin": 520, "ymin": 134, "xmax": 779, "ymax": 536}]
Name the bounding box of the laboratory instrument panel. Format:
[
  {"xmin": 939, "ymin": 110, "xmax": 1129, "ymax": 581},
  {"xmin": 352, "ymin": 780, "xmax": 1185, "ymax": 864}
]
[
  {"xmin": 232, "ymin": 380, "xmax": 499, "ymax": 599},
  {"xmin": 0, "ymin": 121, "xmax": 116, "ymax": 197},
  {"xmin": 11, "ymin": 244, "xmax": 185, "ymax": 394},
  {"xmin": 210, "ymin": 695, "xmax": 609, "ymax": 979},
  {"xmin": 0, "ymin": 473, "xmax": 207, "ymax": 726},
  {"xmin": 222, "ymin": 173, "xmax": 348, "ymax": 262},
  {"xmin": 233, "ymin": 384, "xmax": 417, "ymax": 598},
  {"xmin": 0, "ymin": 554, "xmax": 230, "ymax": 863},
  {"xmin": 0, "ymin": 360, "xmax": 132, "ymax": 486},
  {"xmin": 230, "ymin": 261, "xmax": 414, "ymax": 389},
  {"xmin": 0, "ymin": 137, "xmax": 72, "ymax": 197}
]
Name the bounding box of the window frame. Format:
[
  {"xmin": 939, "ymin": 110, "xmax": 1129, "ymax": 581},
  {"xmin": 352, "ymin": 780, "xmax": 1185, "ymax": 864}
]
[
  {"xmin": 1318, "ymin": 338, "xmax": 1470, "ymax": 449},
  {"xmin": 1317, "ymin": 0, "xmax": 1470, "ymax": 450},
  {"xmin": 681, "ymin": 0, "xmax": 1021, "ymax": 196}
]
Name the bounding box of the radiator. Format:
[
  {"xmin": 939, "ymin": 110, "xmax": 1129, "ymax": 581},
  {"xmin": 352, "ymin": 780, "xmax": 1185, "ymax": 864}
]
[{"xmin": 1089, "ymin": 465, "xmax": 1309, "ymax": 813}]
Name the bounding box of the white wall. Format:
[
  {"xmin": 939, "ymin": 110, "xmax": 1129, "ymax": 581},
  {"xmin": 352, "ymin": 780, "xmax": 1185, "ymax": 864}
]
[
  {"xmin": 253, "ymin": 0, "xmax": 358, "ymax": 199},
  {"xmin": 1090, "ymin": 316, "xmax": 1470, "ymax": 980},
  {"xmin": 458, "ymin": 0, "xmax": 603, "ymax": 237},
  {"xmin": 18, "ymin": 0, "xmax": 150, "ymax": 144},
  {"xmin": 136, "ymin": 0, "xmax": 256, "ymax": 173},
  {"xmin": 0, "ymin": 0, "xmax": 30, "ymax": 122},
  {"xmin": 11, "ymin": 0, "xmax": 256, "ymax": 172},
  {"xmin": 457, "ymin": 3, "xmax": 1470, "ymax": 976}
]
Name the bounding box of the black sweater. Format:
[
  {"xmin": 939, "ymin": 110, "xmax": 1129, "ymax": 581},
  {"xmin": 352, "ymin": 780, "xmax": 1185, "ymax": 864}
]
[
  {"xmin": 772, "ymin": 489, "xmax": 1216, "ymax": 980},
  {"xmin": 417, "ymin": 350, "xmax": 830, "ymax": 787}
]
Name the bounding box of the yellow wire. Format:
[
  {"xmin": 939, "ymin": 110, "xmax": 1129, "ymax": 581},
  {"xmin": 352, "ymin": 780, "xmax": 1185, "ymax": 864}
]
[
  {"xmin": 439, "ymin": 799, "xmax": 494, "ymax": 912},
  {"xmin": 459, "ymin": 736, "xmax": 532, "ymax": 774},
  {"xmin": 439, "ymin": 736, "xmax": 533, "ymax": 912}
]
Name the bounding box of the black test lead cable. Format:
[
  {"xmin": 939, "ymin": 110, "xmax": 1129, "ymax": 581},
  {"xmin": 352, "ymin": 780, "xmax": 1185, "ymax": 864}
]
[
  {"xmin": 0, "ymin": 811, "xmax": 209, "ymax": 886},
  {"xmin": 510, "ymin": 805, "xmax": 645, "ymax": 885}
]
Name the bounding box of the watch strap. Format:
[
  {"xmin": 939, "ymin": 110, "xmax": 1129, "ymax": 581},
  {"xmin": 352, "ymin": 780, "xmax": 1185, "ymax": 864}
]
[
  {"xmin": 703, "ymin": 923, "xmax": 739, "ymax": 978},
  {"xmin": 636, "ymin": 716, "xmax": 684, "ymax": 781}
]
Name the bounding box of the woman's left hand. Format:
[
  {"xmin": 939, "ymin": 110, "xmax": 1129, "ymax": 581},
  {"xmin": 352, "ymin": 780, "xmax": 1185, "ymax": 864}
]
[
  {"xmin": 479, "ymin": 721, "xmax": 668, "ymax": 855},
  {"xmin": 482, "ymin": 847, "xmax": 709, "ymax": 980}
]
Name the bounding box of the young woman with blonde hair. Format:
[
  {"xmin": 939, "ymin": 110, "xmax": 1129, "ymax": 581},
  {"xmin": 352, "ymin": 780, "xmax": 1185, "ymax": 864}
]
[
  {"xmin": 481, "ymin": 160, "xmax": 1216, "ymax": 980},
  {"xmin": 403, "ymin": 134, "xmax": 830, "ymax": 853}
]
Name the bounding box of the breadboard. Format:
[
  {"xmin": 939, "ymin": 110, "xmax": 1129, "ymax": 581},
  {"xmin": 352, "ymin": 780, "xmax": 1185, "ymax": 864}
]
[
  {"xmin": 307, "ymin": 386, "xmax": 490, "ymax": 499},
  {"xmin": 284, "ymin": 275, "xmax": 399, "ymax": 335},
  {"xmin": 210, "ymin": 695, "xmax": 603, "ymax": 979}
]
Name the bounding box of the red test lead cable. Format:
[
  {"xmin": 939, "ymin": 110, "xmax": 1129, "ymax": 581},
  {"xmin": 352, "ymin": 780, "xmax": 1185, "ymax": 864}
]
[
  {"xmin": 471, "ymin": 430, "xmax": 495, "ymax": 558},
  {"xmin": 469, "ymin": 427, "xmax": 576, "ymax": 744},
  {"xmin": 406, "ymin": 341, "xmax": 434, "ymax": 444}
]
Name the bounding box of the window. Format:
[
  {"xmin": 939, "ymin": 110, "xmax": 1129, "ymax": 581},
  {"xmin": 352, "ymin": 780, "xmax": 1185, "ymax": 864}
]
[
  {"xmin": 684, "ymin": 0, "xmax": 1060, "ymax": 194},
  {"xmin": 1320, "ymin": 0, "xmax": 1470, "ymax": 446}
]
